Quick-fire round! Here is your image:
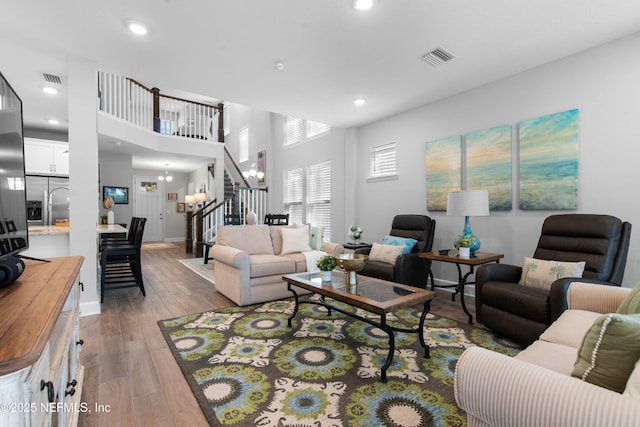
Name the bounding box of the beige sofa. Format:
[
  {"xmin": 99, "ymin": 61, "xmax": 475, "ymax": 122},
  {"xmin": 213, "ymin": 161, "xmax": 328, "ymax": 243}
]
[
  {"xmin": 455, "ymin": 282, "xmax": 640, "ymax": 427},
  {"xmin": 210, "ymin": 224, "xmax": 344, "ymax": 306}
]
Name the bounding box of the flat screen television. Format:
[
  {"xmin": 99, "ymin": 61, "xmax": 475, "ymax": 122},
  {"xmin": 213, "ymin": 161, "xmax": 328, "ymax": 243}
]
[{"xmin": 0, "ymin": 72, "xmax": 28, "ymax": 286}]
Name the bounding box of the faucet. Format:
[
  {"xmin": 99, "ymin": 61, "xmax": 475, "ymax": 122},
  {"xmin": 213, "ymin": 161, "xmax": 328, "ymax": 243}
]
[{"xmin": 47, "ymin": 187, "xmax": 70, "ymax": 226}]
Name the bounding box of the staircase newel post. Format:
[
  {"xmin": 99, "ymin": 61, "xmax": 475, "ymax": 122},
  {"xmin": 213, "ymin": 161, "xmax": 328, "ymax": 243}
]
[
  {"xmin": 195, "ymin": 209, "xmax": 204, "ymax": 258},
  {"xmin": 152, "ymin": 87, "xmax": 161, "ymax": 133},
  {"xmin": 185, "ymin": 211, "xmax": 193, "ymax": 253},
  {"xmin": 217, "ymin": 103, "xmax": 224, "ymax": 142}
]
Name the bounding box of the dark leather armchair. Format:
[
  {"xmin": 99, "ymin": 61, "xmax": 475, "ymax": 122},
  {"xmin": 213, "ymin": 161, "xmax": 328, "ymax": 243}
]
[
  {"xmin": 476, "ymin": 214, "xmax": 631, "ymax": 345},
  {"xmin": 355, "ymin": 214, "xmax": 436, "ymax": 288}
]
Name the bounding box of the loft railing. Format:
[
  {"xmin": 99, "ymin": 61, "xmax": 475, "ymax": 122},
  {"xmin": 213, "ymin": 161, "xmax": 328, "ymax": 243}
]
[{"xmin": 97, "ymin": 72, "xmax": 223, "ymax": 142}]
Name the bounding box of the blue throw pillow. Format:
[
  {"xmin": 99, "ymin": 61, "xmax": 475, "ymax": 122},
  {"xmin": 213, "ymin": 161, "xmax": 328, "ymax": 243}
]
[{"xmin": 382, "ymin": 235, "xmax": 418, "ymax": 254}]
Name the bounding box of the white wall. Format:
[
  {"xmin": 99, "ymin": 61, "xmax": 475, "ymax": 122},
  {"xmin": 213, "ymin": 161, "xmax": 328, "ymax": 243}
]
[{"xmin": 354, "ymin": 32, "xmax": 640, "ymax": 289}]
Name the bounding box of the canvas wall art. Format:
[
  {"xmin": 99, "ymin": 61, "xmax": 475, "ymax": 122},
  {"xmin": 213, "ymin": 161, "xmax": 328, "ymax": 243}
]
[
  {"xmin": 466, "ymin": 124, "xmax": 512, "ymax": 211},
  {"xmin": 519, "ymin": 109, "xmax": 579, "ymax": 210},
  {"xmin": 425, "ymin": 135, "xmax": 462, "ymax": 211}
]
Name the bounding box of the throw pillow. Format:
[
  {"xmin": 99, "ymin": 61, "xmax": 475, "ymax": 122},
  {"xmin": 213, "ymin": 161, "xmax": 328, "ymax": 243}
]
[
  {"xmin": 623, "ymin": 359, "xmax": 640, "ymax": 399},
  {"xmin": 617, "ymin": 282, "xmax": 640, "ymax": 314},
  {"xmin": 571, "ymin": 312, "xmax": 640, "ymax": 393},
  {"xmin": 518, "ymin": 257, "xmax": 586, "ymax": 290},
  {"xmin": 279, "ymin": 225, "xmax": 312, "ymax": 255},
  {"xmin": 310, "ymin": 225, "xmax": 325, "ymax": 251},
  {"xmin": 382, "ymin": 235, "xmax": 418, "ymax": 254},
  {"xmin": 369, "ymin": 242, "xmax": 404, "ymax": 265}
]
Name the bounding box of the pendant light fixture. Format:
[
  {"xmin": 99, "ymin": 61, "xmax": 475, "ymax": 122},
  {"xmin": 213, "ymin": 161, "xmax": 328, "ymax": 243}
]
[{"xmin": 158, "ymin": 164, "xmax": 173, "ymax": 182}]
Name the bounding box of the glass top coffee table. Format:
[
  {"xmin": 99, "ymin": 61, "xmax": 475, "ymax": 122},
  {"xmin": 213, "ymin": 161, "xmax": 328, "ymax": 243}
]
[{"xmin": 282, "ymin": 271, "xmax": 436, "ymax": 382}]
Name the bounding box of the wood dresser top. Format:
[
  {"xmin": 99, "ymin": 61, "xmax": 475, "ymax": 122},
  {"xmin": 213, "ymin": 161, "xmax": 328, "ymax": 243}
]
[{"xmin": 0, "ymin": 256, "xmax": 83, "ymax": 376}]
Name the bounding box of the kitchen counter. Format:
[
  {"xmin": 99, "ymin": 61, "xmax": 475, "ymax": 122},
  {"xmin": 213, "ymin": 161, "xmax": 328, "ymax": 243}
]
[{"xmin": 28, "ymin": 225, "xmax": 70, "ymax": 236}]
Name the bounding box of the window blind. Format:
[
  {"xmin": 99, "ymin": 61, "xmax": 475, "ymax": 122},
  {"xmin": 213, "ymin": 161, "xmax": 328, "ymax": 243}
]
[
  {"xmin": 283, "ymin": 168, "xmax": 303, "ymax": 225},
  {"xmin": 370, "ymin": 142, "xmax": 397, "ymax": 177},
  {"xmin": 307, "ymin": 120, "xmax": 331, "ymax": 138},
  {"xmin": 307, "ymin": 160, "xmax": 331, "ymax": 241},
  {"xmin": 285, "ymin": 116, "xmax": 305, "ymax": 146}
]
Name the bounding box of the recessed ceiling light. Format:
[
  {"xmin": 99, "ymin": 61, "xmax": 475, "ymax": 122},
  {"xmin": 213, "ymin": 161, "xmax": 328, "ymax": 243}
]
[
  {"xmin": 127, "ymin": 21, "xmax": 148, "ymax": 36},
  {"xmin": 353, "ymin": 98, "xmax": 366, "ymax": 106},
  {"xmin": 43, "ymin": 87, "xmax": 58, "ymax": 95},
  {"xmin": 274, "ymin": 60, "xmax": 285, "ymax": 71},
  {"xmin": 353, "ymin": 0, "xmax": 373, "ymax": 11},
  {"xmin": 48, "ymin": 119, "xmax": 59, "ymax": 125}
]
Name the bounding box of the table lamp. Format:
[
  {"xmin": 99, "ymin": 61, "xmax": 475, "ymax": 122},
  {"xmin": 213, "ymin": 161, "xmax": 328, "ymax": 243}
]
[
  {"xmin": 446, "ymin": 190, "xmax": 489, "ymax": 254},
  {"xmin": 185, "ymin": 195, "xmax": 195, "ymax": 210}
]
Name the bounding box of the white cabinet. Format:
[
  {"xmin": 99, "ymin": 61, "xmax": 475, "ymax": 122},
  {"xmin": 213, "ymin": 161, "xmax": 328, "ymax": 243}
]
[
  {"xmin": 0, "ymin": 257, "xmax": 84, "ymax": 427},
  {"xmin": 24, "ymin": 138, "xmax": 69, "ymax": 175}
]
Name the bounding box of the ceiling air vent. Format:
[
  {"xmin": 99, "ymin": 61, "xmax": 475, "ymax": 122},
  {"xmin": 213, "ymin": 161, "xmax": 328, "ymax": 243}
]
[
  {"xmin": 42, "ymin": 73, "xmax": 62, "ymax": 85},
  {"xmin": 421, "ymin": 47, "xmax": 456, "ymax": 67}
]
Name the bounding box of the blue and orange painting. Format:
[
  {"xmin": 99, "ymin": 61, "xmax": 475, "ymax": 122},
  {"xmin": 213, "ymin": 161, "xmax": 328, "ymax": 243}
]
[
  {"xmin": 466, "ymin": 124, "xmax": 512, "ymax": 211},
  {"xmin": 519, "ymin": 109, "xmax": 579, "ymax": 210},
  {"xmin": 425, "ymin": 135, "xmax": 462, "ymax": 211}
]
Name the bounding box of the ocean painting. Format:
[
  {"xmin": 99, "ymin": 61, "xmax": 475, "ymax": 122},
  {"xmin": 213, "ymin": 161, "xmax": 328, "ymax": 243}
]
[
  {"xmin": 425, "ymin": 135, "xmax": 462, "ymax": 211},
  {"xmin": 466, "ymin": 124, "xmax": 512, "ymax": 210},
  {"xmin": 519, "ymin": 109, "xmax": 579, "ymax": 210}
]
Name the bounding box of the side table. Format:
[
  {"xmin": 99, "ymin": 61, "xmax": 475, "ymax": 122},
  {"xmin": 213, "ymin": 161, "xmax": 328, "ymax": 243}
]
[
  {"xmin": 343, "ymin": 242, "xmax": 372, "ymax": 253},
  {"xmin": 420, "ymin": 251, "xmax": 504, "ymax": 324}
]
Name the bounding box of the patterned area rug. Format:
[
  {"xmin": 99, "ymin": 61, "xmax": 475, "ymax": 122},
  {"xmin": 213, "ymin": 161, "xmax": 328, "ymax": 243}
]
[
  {"xmin": 179, "ymin": 258, "xmax": 215, "ymax": 284},
  {"xmin": 158, "ymin": 296, "xmax": 521, "ymax": 426}
]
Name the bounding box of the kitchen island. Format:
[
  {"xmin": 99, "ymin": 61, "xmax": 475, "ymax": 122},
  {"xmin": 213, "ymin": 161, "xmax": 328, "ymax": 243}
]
[{"xmin": 22, "ymin": 224, "xmax": 127, "ymax": 258}]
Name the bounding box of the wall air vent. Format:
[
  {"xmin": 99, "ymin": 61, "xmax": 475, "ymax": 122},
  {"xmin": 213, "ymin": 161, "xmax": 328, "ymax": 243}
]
[
  {"xmin": 42, "ymin": 73, "xmax": 62, "ymax": 85},
  {"xmin": 421, "ymin": 47, "xmax": 456, "ymax": 67}
]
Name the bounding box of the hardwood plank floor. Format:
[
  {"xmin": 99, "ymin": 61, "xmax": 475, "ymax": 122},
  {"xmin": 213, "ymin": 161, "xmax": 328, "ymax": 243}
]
[{"xmin": 78, "ymin": 241, "xmax": 476, "ymax": 427}]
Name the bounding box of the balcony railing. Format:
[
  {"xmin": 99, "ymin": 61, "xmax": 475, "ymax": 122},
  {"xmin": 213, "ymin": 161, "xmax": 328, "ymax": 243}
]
[{"xmin": 98, "ymin": 71, "xmax": 223, "ymax": 142}]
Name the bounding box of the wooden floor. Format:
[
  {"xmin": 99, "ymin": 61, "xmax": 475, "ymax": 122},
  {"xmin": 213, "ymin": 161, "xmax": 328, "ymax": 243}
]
[{"xmin": 78, "ymin": 242, "xmax": 476, "ymax": 427}]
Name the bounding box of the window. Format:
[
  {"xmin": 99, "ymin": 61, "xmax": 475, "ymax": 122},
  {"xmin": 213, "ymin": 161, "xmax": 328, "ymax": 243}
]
[
  {"xmin": 283, "ymin": 168, "xmax": 303, "ymax": 226},
  {"xmin": 369, "ymin": 142, "xmax": 397, "ymax": 179},
  {"xmin": 239, "ymin": 126, "xmax": 249, "ymax": 162},
  {"xmin": 283, "ymin": 161, "xmax": 332, "ymax": 241},
  {"xmin": 284, "ymin": 116, "xmax": 331, "ymax": 145},
  {"xmin": 307, "ymin": 161, "xmax": 332, "ymax": 241}
]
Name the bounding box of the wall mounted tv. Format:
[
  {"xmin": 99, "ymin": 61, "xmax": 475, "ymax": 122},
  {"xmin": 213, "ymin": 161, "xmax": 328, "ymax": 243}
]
[{"xmin": 0, "ymin": 72, "xmax": 29, "ymax": 286}]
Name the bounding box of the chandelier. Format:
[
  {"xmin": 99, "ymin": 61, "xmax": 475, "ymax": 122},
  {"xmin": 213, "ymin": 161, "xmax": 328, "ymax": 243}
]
[{"xmin": 158, "ymin": 164, "xmax": 173, "ymax": 182}]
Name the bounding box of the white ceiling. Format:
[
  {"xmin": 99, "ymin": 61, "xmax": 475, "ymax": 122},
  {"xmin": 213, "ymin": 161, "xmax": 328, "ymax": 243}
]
[{"xmin": 2, "ymin": 0, "xmax": 640, "ymax": 171}]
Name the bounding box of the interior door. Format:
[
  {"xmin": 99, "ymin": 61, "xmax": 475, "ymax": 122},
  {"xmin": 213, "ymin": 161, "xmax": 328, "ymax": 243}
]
[{"xmin": 133, "ymin": 176, "xmax": 163, "ymax": 242}]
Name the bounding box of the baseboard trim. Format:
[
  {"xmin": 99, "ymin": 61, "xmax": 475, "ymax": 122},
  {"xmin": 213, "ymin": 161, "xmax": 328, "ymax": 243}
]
[{"xmin": 80, "ymin": 301, "xmax": 101, "ymax": 317}]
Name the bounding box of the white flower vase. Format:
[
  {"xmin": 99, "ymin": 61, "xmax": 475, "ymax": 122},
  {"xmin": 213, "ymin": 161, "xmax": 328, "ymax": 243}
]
[
  {"xmin": 458, "ymin": 247, "xmax": 471, "ymax": 258},
  {"xmin": 321, "ymin": 271, "xmax": 332, "ymax": 282}
]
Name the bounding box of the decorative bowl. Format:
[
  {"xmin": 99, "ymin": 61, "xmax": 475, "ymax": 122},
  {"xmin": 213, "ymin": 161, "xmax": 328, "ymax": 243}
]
[{"xmin": 334, "ymin": 254, "xmax": 369, "ymax": 285}]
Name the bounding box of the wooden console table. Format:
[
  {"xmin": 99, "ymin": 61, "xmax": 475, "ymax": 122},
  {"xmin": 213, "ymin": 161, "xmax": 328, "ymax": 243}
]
[
  {"xmin": 0, "ymin": 256, "xmax": 84, "ymax": 427},
  {"xmin": 420, "ymin": 251, "xmax": 504, "ymax": 324}
]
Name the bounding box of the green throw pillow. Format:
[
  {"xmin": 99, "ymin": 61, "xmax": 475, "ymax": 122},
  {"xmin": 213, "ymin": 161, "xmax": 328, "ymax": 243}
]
[
  {"xmin": 617, "ymin": 283, "xmax": 640, "ymax": 314},
  {"xmin": 571, "ymin": 313, "xmax": 640, "ymax": 393}
]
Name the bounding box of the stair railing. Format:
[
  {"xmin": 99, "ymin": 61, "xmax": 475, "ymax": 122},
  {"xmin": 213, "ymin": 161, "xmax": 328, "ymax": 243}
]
[{"xmin": 189, "ymin": 187, "xmax": 268, "ymax": 257}]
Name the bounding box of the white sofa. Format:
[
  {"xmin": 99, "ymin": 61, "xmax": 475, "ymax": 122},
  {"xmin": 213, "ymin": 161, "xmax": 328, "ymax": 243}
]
[
  {"xmin": 454, "ymin": 282, "xmax": 640, "ymax": 427},
  {"xmin": 210, "ymin": 224, "xmax": 344, "ymax": 306}
]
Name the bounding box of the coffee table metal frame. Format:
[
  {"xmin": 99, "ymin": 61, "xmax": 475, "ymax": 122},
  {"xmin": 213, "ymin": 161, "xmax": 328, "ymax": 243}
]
[{"xmin": 282, "ymin": 271, "xmax": 436, "ymax": 382}]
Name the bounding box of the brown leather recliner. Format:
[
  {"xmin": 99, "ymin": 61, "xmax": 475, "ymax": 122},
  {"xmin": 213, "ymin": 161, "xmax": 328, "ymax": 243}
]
[
  {"xmin": 355, "ymin": 214, "xmax": 436, "ymax": 288},
  {"xmin": 475, "ymin": 214, "xmax": 631, "ymax": 345}
]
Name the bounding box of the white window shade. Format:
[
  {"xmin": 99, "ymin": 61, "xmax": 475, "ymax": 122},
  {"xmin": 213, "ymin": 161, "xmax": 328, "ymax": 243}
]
[
  {"xmin": 285, "ymin": 116, "xmax": 331, "ymax": 145},
  {"xmin": 307, "ymin": 161, "xmax": 331, "ymax": 241},
  {"xmin": 370, "ymin": 142, "xmax": 397, "ymax": 177},
  {"xmin": 284, "ymin": 168, "xmax": 303, "ymax": 225},
  {"xmin": 307, "ymin": 120, "xmax": 331, "ymax": 138},
  {"xmin": 285, "ymin": 117, "xmax": 305, "ymax": 145}
]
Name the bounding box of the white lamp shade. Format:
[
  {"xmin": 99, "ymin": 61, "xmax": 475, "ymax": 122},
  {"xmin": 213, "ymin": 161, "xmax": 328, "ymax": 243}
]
[
  {"xmin": 185, "ymin": 195, "xmax": 195, "ymax": 204},
  {"xmin": 447, "ymin": 190, "xmax": 489, "ymax": 216},
  {"xmin": 194, "ymin": 193, "xmax": 207, "ymax": 202}
]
